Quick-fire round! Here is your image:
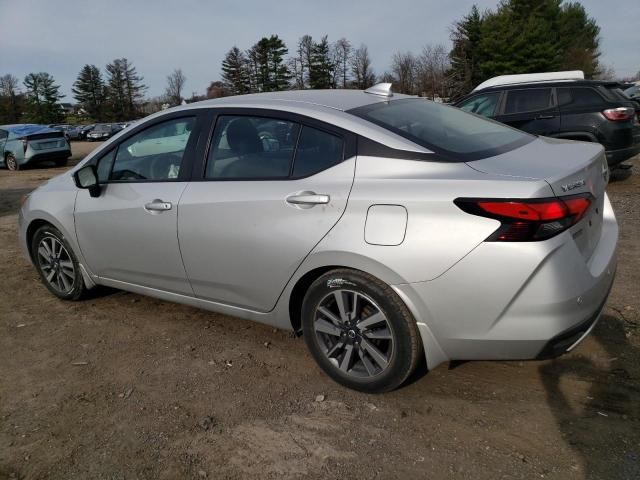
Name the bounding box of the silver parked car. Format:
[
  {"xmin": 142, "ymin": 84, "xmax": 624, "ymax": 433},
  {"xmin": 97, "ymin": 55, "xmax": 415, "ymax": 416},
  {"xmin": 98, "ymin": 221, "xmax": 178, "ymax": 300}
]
[
  {"xmin": 19, "ymin": 84, "xmax": 618, "ymax": 392},
  {"xmin": 1, "ymin": 124, "xmax": 71, "ymax": 170}
]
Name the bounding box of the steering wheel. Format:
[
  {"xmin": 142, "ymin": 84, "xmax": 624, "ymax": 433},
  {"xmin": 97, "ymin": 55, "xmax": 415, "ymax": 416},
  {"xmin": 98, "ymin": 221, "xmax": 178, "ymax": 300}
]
[{"xmin": 150, "ymin": 154, "xmax": 181, "ymax": 180}]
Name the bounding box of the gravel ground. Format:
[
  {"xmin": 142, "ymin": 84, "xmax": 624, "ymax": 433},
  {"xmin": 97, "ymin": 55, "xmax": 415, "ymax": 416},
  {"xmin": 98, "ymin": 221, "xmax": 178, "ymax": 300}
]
[{"xmin": 0, "ymin": 143, "xmax": 638, "ymax": 480}]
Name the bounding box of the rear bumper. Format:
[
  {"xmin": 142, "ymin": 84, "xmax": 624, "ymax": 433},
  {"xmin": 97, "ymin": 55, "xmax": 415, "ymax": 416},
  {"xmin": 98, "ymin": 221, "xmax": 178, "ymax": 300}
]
[
  {"xmin": 535, "ymin": 273, "xmax": 613, "ymax": 359},
  {"xmin": 24, "ymin": 150, "xmax": 71, "ymax": 165},
  {"xmin": 606, "ymin": 143, "xmax": 640, "ymax": 167},
  {"xmin": 395, "ymin": 194, "xmax": 618, "ymax": 368}
]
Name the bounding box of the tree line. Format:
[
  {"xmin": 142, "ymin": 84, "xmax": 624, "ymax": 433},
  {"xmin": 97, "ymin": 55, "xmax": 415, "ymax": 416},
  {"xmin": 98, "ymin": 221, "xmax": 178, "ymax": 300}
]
[
  {"xmin": 0, "ymin": 59, "xmax": 148, "ymax": 125},
  {"xmin": 1, "ymin": 0, "xmax": 636, "ymax": 126}
]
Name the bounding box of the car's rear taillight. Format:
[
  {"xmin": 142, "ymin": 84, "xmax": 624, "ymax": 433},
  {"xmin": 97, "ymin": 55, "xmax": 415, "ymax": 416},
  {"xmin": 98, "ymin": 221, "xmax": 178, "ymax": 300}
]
[
  {"xmin": 602, "ymin": 107, "xmax": 635, "ymax": 122},
  {"xmin": 454, "ymin": 194, "xmax": 592, "ymax": 241},
  {"xmin": 19, "ymin": 137, "xmax": 28, "ymax": 153}
]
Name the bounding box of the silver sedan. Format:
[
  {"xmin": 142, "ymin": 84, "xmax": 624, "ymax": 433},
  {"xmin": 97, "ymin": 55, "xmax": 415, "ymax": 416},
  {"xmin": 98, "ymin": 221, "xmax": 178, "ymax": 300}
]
[{"xmin": 18, "ymin": 84, "xmax": 618, "ymax": 393}]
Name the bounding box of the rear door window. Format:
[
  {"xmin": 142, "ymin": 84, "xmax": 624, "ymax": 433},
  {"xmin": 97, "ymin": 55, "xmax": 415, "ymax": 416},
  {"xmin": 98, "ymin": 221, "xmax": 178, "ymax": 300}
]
[
  {"xmin": 558, "ymin": 87, "xmax": 605, "ymax": 108},
  {"xmin": 292, "ymin": 126, "xmax": 344, "ymax": 177},
  {"xmin": 503, "ymin": 88, "xmax": 553, "ymax": 114},
  {"xmin": 206, "ymin": 115, "xmax": 299, "ymax": 179}
]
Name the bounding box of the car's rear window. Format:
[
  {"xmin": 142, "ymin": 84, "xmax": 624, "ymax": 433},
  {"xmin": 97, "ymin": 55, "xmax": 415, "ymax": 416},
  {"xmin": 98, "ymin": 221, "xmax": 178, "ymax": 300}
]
[{"xmin": 349, "ymin": 98, "xmax": 533, "ymax": 160}]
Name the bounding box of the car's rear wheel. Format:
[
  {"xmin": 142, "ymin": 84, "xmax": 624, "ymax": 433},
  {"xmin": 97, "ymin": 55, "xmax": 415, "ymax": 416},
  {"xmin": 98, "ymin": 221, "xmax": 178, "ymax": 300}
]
[
  {"xmin": 5, "ymin": 153, "xmax": 19, "ymax": 171},
  {"xmin": 32, "ymin": 225, "xmax": 86, "ymax": 300},
  {"xmin": 301, "ymin": 269, "xmax": 422, "ymax": 393},
  {"xmin": 55, "ymin": 158, "xmax": 68, "ymax": 167}
]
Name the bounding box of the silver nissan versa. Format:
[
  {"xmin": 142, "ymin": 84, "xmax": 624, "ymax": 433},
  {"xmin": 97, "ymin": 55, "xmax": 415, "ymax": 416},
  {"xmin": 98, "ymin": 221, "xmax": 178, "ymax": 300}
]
[{"xmin": 18, "ymin": 84, "xmax": 618, "ymax": 393}]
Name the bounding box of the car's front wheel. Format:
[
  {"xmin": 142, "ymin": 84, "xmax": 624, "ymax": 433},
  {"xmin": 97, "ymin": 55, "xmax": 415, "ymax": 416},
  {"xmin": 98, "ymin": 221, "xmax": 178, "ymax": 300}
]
[
  {"xmin": 302, "ymin": 269, "xmax": 422, "ymax": 393},
  {"xmin": 32, "ymin": 224, "xmax": 86, "ymax": 300}
]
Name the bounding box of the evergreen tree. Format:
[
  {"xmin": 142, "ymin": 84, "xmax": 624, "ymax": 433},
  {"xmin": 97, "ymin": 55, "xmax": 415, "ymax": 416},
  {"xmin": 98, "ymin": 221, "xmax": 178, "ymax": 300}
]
[
  {"xmin": 221, "ymin": 46, "xmax": 250, "ymax": 95},
  {"xmin": 557, "ymin": 2, "xmax": 601, "ymax": 77},
  {"xmin": 246, "ymin": 35, "xmax": 290, "ymax": 92},
  {"xmin": 449, "ymin": 5, "xmax": 485, "ymax": 97},
  {"xmin": 105, "ymin": 58, "xmax": 146, "ymax": 120},
  {"xmin": 309, "ymin": 35, "xmax": 334, "ymax": 89},
  {"xmin": 72, "ymin": 64, "xmax": 106, "ymax": 121},
  {"xmin": 479, "ymin": 0, "xmax": 561, "ymax": 79},
  {"xmin": 23, "ymin": 72, "xmax": 64, "ymax": 124},
  {"xmin": 449, "ymin": 0, "xmax": 602, "ymax": 94}
]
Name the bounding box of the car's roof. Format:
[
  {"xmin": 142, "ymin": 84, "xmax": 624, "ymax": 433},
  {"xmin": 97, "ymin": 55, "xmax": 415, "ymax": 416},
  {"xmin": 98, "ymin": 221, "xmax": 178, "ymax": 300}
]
[
  {"xmin": 194, "ymin": 89, "xmax": 416, "ymax": 112},
  {"xmin": 474, "ymin": 79, "xmax": 615, "ymax": 94},
  {"xmin": 149, "ymin": 89, "xmax": 434, "ymax": 154},
  {"xmin": 0, "ymin": 124, "xmax": 60, "ymax": 136}
]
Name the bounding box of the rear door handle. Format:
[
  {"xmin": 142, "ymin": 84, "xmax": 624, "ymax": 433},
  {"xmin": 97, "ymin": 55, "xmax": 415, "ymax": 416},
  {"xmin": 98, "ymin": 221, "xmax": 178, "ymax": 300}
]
[
  {"xmin": 144, "ymin": 199, "xmax": 172, "ymax": 212},
  {"xmin": 286, "ymin": 193, "xmax": 330, "ymax": 206},
  {"xmin": 536, "ymin": 114, "xmax": 555, "ymax": 119}
]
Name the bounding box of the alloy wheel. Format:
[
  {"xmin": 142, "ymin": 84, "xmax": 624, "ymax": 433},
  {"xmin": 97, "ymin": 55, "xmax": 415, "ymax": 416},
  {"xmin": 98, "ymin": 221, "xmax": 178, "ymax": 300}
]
[
  {"xmin": 36, "ymin": 235, "xmax": 75, "ymax": 294},
  {"xmin": 313, "ymin": 289, "xmax": 394, "ymax": 378},
  {"xmin": 6, "ymin": 154, "xmax": 18, "ymax": 171}
]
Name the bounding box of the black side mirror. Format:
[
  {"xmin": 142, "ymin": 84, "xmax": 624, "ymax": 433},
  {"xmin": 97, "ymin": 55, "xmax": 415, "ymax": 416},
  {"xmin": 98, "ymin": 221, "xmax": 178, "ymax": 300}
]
[{"xmin": 73, "ymin": 164, "xmax": 102, "ymax": 198}]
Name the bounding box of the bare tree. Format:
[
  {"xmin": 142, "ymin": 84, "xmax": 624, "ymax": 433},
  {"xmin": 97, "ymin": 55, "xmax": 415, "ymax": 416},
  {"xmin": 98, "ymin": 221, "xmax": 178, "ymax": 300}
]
[
  {"xmin": 350, "ymin": 44, "xmax": 376, "ymax": 89},
  {"xmin": 416, "ymin": 44, "xmax": 452, "ymax": 100},
  {"xmin": 0, "ymin": 74, "xmax": 22, "ymax": 123},
  {"xmin": 391, "ymin": 51, "xmax": 418, "ymax": 94},
  {"xmin": 290, "ymin": 35, "xmax": 314, "ymax": 89},
  {"xmin": 165, "ymin": 68, "xmax": 187, "ymax": 105},
  {"xmin": 594, "ymin": 64, "xmax": 616, "ymax": 81},
  {"xmin": 331, "ymin": 38, "xmax": 352, "ymax": 88}
]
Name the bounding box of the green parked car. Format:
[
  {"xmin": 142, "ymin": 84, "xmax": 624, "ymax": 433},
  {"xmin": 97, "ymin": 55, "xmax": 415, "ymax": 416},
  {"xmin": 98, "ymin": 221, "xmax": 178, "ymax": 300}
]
[{"xmin": 0, "ymin": 124, "xmax": 72, "ymax": 171}]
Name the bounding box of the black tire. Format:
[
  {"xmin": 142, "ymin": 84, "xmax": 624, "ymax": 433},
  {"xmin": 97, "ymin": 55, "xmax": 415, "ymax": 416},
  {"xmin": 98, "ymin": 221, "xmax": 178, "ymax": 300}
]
[
  {"xmin": 301, "ymin": 269, "xmax": 422, "ymax": 393},
  {"xmin": 31, "ymin": 224, "xmax": 86, "ymax": 300},
  {"xmin": 5, "ymin": 153, "xmax": 19, "ymax": 171},
  {"xmin": 55, "ymin": 158, "xmax": 68, "ymax": 167}
]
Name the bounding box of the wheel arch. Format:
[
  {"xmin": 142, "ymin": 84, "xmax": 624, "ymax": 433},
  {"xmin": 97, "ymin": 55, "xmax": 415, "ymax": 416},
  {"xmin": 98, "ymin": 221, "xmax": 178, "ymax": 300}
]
[
  {"xmin": 551, "ymin": 131, "xmax": 599, "ymax": 143},
  {"xmin": 285, "ymin": 251, "xmax": 409, "ymax": 334}
]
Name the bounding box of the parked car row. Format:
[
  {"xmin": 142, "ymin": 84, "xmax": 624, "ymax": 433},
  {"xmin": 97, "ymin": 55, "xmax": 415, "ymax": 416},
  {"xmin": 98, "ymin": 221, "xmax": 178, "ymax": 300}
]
[
  {"xmin": 454, "ymin": 71, "xmax": 640, "ymax": 169},
  {"xmin": 1, "ymin": 120, "xmax": 140, "ymax": 171}
]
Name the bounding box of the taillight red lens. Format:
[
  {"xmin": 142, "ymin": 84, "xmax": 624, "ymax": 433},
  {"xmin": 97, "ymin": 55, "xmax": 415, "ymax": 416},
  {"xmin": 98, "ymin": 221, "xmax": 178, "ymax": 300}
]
[
  {"xmin": 455, "ymin": 194, "xmax": 592, "ymax": 242},
  {"xmin": 602, "ymin": 107, "xmax": 634, "ymax": 122},
  {"xmin": 20, "ymin": 137, "xmax": 28, "ymax": 153}
]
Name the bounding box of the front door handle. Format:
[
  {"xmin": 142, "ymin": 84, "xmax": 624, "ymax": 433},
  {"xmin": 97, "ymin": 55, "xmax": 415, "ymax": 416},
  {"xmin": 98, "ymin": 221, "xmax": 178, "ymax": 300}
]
[
  {"xmin": 536, "ymin": 114, "xmax": 555, "ymax": 120},
  {"xmin": 144, "ymin": 199, "xmax": 172, "ymax": 212},
  {"xmin": 286, "ymin": 193, "xmax": 330, "ymax": 206}
]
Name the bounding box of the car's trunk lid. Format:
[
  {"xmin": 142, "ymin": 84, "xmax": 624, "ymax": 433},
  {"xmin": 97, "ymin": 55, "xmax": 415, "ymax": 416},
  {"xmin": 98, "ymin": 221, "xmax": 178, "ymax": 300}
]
[{"xmin": 466, "ymin": 136, "xmax": 608, "ymax": 259}]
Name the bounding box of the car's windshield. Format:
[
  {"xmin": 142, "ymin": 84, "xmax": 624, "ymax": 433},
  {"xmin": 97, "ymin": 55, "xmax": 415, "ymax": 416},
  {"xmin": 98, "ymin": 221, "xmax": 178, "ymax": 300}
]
[{"xmin": 349, "ymin": 98, "xmax": 534, "ymax": 160}]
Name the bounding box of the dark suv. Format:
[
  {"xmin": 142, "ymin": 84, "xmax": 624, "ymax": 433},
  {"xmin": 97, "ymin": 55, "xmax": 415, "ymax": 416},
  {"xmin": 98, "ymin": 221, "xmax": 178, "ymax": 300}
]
[{"xmin": 455, "ymin": 80, "xmax": 640, "ymax": 168}]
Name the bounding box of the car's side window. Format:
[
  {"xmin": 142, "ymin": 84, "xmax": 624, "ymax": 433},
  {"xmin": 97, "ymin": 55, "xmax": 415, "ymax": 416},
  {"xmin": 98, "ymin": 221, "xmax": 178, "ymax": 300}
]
[
  {"xmin": 206, "ymin": 115, "xmax": 300, "ymax": 179},
  {"xmin": 109, "ymin": 117, "xmax": 195, "ymax": 182},
  {"xmin": 292, "ymin": 126, "xmax": 344, "ymax": 177},
  {"xmin": 458, "ymin": 92, "xmax": 501, "ymax": 117},
  {"xmin": 557, "ymin": 87, "xmax": 605, "ymax": 108},
  {"xmin": 503, "ymin": 88, "xmax": 553, "ymax": 115},
  {"xmin": 0, "ymin": 130, "xmax": 7, "ymax": 141}
]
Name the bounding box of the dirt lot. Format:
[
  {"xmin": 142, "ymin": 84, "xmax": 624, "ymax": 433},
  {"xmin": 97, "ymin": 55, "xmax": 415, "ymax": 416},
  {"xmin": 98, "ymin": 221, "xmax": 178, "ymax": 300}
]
[{"xmin": 0, "ymin": 142, "xmax": 638, "ymax": 480}]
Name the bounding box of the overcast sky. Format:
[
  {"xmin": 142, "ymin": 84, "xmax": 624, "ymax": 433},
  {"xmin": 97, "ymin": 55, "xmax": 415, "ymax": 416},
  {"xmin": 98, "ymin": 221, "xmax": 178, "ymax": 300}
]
[{"xmin": 0, "ymin": 0, "xmax": 638, "ymax": 100}]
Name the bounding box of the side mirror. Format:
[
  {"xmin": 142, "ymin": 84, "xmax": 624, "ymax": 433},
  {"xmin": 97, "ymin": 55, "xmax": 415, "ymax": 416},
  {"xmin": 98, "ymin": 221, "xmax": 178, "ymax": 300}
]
[{"xmin": 73, "ymin": 165, "xmax": 101, "ymax": 198}]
